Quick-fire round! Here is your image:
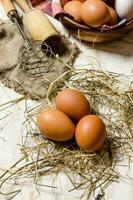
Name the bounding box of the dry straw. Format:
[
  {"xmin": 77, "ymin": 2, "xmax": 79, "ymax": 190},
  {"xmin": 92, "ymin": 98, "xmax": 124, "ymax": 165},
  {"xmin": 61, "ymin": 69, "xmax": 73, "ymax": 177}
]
[{"xmin": 0, "ymin": 68, "xmax": 133, "ymax": 199}]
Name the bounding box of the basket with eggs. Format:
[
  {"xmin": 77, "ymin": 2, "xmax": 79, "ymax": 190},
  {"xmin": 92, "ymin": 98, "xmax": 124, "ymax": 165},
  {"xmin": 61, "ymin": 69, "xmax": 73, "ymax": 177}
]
[{"xmin": 59, "ymin": 0, "xmax": 133, "ymax": 42}]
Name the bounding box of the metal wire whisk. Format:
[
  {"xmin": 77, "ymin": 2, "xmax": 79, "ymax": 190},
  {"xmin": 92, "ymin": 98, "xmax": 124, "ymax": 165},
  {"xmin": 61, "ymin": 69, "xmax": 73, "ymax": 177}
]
[
  {"xmin": 12, "ymin": 11, "xmax": 55, "ymax": 77},
  {"xmin": 18, "ymin": 40, "xmax": 55, "ymax": 77},
  {"xmin": 2, "ymin": 0, "xmax": 55, "ymax": 77}
]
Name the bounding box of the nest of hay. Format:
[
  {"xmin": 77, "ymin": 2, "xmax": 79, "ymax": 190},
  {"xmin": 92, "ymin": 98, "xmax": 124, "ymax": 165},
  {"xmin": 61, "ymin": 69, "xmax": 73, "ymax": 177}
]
[{"xmin": 0, "ymin": 68, "xmax": 132, "ymax": 199}]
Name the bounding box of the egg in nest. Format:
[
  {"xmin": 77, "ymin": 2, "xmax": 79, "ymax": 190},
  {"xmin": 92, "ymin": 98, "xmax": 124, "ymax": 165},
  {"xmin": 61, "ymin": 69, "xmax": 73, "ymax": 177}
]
[
  {"xmin": 55, "ymin": 88, "xmax": 91, "ymax": 122},
  {"xmin": 75, "ymin": 115, "xmax": 106, "ymax": 152},
  {"xmin": 37, "ymin": 108, "xmax": 75, "ymax": 142}
]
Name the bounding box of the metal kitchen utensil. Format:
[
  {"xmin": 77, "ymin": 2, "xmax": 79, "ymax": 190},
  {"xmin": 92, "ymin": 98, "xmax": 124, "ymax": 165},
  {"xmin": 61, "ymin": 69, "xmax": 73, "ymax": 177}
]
[
  {"xmin": 1, "ymin": 0, "xmax": 55, "ymax": 77},
  {"xmin": 14, "ymin": 0, "xmax": 61, "ymax": 54}
]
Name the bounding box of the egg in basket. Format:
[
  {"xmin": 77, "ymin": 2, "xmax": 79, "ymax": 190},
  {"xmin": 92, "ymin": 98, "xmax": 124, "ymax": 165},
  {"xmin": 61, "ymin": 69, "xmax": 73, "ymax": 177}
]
[{"xmin": 59, "ymin": 0, "xmax": 133, "ymax": 42}]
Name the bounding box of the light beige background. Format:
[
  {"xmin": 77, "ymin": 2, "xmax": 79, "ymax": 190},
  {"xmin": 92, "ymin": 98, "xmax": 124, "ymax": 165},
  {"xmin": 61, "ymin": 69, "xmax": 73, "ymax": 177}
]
[{"xmin": 0, "ymin": 2, "xmax": 133, "ymax": 200}]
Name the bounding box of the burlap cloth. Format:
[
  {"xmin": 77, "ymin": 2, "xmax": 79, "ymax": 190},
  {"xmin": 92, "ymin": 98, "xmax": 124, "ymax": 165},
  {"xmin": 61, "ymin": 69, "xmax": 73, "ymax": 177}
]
[{"xmin": 0, "ymin": 20, "xmax": 78, "ymax": 100}]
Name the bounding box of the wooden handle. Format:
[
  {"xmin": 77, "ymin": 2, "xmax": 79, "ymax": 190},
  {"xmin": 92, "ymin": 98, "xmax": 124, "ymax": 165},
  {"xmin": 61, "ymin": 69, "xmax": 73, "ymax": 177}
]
[
  {"xmin": 1, "ymin": 0, "xmax": 16, "ymax": 14},
  {"xmin": 14, "ymin": 0, "xmax": 31, "ymax": 13}
]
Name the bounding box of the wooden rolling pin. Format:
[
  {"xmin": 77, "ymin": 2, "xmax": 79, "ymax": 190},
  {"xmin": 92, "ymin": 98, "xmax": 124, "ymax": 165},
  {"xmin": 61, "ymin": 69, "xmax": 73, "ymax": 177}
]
[{"xmin": 14, "ymin": 0, "xmax": 61, "ymax": 53}]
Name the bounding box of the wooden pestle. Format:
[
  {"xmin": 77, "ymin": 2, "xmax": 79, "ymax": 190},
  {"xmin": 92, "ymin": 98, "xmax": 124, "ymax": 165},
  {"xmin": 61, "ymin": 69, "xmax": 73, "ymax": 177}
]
[{"xmin": 14, "ymin": 0, "xmax": 61, "ymax": 52}]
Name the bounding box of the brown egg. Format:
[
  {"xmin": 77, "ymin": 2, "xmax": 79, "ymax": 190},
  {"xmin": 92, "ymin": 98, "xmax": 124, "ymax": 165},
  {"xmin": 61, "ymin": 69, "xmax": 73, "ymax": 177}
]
[
  {"xmin": 72, "ymin": 0, "xmax": 86, "ymax": 2},
  {"xmin": 75, "ymin": 115, "xmax": 106, "ymax": 152},
  {"xmin": 60, "ymin": 0, "xmax": 70, "ymax": 7},
  {"xmin": 80, "ymin": 0, "xmax": 110, "ymax": 27},
  {"xmin": 37, "ymin": 108, "xmax": 75, "ymax": 142},
  {"xmin": 55, "ymin": 88, "xmax": 91, "ymax": 122},
  {"xmin": 108, "ymin": 6, "xmax": 118, "ymax": 25},
  {"xmin": 63, "ymin": 1, "xmax": 82, "ymax": 23}
]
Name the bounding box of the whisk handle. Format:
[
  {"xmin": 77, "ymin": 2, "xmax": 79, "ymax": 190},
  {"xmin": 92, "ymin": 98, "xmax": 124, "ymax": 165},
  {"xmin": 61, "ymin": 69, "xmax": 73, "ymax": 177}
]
[
  {"xmin": 1, "ymin": 0, "xmax": 16, "ymax": 14},
  {"xmin": 14, "ymin": 0, "xmax": 31, "ymax": 13}
]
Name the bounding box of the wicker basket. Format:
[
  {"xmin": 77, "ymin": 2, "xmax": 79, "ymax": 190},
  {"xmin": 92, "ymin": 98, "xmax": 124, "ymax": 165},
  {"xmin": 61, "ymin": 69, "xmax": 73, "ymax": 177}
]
[{"xmin": 59, "ymin": 15, "xmax": 133, "ymax": 43}]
